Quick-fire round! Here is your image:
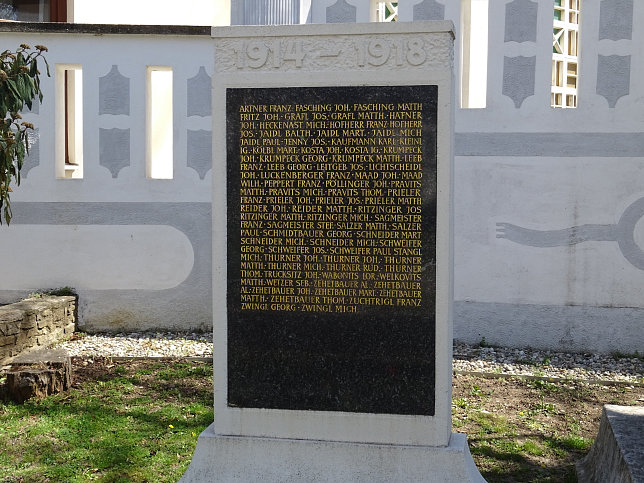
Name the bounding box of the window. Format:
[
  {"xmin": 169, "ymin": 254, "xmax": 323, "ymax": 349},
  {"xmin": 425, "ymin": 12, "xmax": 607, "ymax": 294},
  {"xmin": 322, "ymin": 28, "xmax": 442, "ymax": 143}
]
[
  {"xmin": 374, "ymin": 2, "xmax": 397, "ymax": 22},
  {"xmin": 56, "ymin": 65, "xmax": 83, "ymax": 179},
  {"xmin": 0, "ymin": 0, "xmax": 66, "ymax": 21},
  {"xmin": 552, "ymin": 0, "xmax": 580, "ymax": 108},
  {"xmin": 146, "ymin": 67, "xmax": 173, "ymax": 179},
  {"xmin": 461, "ymin": 0, "xmax": 489, "ymax": 108}
]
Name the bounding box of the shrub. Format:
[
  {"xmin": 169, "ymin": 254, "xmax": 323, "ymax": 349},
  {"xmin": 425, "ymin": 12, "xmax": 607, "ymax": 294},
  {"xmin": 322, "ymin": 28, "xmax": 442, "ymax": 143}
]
[{"xmin": 0, "ymin": 43, "xmax": 49, "ymax": 225}]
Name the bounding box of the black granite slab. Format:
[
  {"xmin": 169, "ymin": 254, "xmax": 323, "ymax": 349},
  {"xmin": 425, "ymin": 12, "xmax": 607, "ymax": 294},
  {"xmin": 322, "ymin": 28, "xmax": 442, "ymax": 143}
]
[{"xmin": 226, "ymin": 85, "xmax": 437, "ymax": 415}]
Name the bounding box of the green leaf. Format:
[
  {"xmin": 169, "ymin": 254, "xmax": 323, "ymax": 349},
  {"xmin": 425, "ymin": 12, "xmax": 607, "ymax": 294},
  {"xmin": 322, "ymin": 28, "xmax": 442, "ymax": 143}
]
[
  {"xmin": 0, "ymin": 44, "xmax": 48, "ymax": 225},
  {"xmin": 5, "ymin": 78, "xmax": 20, "ymax": 100},
  {"xmin": 16, "ymin": 75, "xmax": 27, "ymax": 100}
]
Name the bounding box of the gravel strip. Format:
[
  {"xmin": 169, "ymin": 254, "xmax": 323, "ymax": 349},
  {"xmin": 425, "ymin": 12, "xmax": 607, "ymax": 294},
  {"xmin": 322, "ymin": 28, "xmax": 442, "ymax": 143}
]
[
  {"xmin": 55, "ymin": 332, "xmax": 643, "ymax": 385},
  {"xmin": 57, "ymin": 332, "xmax": 213, "ymax": 359},
  {"xmin": 454, "ymin": 343, "xmax": 643, "ymax": 385}
]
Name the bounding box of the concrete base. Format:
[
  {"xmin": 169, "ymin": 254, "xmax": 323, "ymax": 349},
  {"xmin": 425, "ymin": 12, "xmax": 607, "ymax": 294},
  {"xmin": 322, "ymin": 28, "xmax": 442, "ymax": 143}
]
[
  {"xmin": 576, "ymin": 405, "xmax": 644, "ymax": 483},
  {"xmin": 180, "ymin": 425, "xmax": 484, "ymax": 482}
]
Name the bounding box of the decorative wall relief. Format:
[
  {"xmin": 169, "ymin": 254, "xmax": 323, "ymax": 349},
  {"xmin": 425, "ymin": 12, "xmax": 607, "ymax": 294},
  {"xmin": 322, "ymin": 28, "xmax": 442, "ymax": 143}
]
[
  {"xmin": 99, "ymin": 65, "xmax": 130, "ymax": 116},
  {"xmin": 27, "ymin": 97, "xmax": 38, "ymax": 115},
  {"xmin": 413, "ymin": 0, "xmax": 445, "ymax": 21},
  {"xmin": 599, "ymin": 0, "xmax": 633, "ymax": 41},
  {"xmin": 216, "ymin": 33, "xmax": 450, "ymax": 73},
  {"xmin": 233, "ymin": 0, "xmax": 299, "ymax": 25},
  {"xmin": 22, "ymin": 129, "xmax": 39, "ymax": 178},
  {"xmin": 327, "ymin": 0, "xmax": 356, "ymax": 23},
  {"xmin": 187, "ymin": 129, "xmax": 212, "ymax": 180},
  {"xmin": 497, "ymin": 197, "xmax": 644, "ymax": 270},
  {"xmin": 99, "ymin": 128, "xmax": 130, "ymax": 178},
  {"xmin": 504, "ymin": 0, "xmax": 538, "ymax": 43},
  {"xmin": 596, "ymin": 55, "xmax": 631, "ymax": 108},
  {"xmin": 187, "ymin": 66, "xmax": 212, "ymax": 117},
  {"xmin": 502, "ymin": 56, "xmax": 536, "ymax": 108}
]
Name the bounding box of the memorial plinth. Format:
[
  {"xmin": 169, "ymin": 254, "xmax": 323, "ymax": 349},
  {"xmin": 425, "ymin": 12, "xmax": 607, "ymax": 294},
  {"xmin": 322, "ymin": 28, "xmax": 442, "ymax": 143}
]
[{"xmin": 181, "ymin": 21, "xmax": 483, "ymax": 482}]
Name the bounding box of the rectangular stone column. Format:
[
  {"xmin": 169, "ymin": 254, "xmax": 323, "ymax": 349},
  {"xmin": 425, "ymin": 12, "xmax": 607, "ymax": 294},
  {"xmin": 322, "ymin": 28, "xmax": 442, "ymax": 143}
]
[{"xmin": 182, "ymin": 20, "xmax": 483, "ymax": 482}]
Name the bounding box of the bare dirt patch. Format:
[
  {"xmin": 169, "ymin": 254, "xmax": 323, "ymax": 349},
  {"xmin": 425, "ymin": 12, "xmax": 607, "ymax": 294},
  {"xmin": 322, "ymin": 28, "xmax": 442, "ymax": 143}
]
[
  {"xmin": 69, "ymin": 359, "xmax": 644, "ymax": 482},
  {"xmin": 4, "ymin": 358, "xmax": 641, "ymax": 482},
  {"xmin": 70, "ymin": 357, "xmax": 213, "ymax": 403},
  {"xmin": 452, "ymin": 373, "xmax": 644, "ymax": 482}
]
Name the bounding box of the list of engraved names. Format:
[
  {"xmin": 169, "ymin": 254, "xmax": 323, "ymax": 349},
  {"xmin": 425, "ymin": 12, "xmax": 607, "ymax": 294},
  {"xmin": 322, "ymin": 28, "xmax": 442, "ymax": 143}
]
[{"xmin": 237, "ymin": 100, "xmax": 426, "ymax": 314}]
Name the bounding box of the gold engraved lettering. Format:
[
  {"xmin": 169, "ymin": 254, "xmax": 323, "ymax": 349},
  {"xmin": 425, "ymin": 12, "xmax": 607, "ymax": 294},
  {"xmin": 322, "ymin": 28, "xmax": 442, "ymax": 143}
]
[{"xmin": 237, "ymin": 98, "xmax": 427, "ymax": 312}]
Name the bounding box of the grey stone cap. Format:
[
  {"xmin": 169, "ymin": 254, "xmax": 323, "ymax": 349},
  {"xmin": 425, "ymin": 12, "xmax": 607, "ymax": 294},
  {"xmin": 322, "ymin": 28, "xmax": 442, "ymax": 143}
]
[
  {"xmin": 211, "ymin": 20, "xmax": 456, "ymax": 39},
  {"xmin": 11, "ymin": 347, "xmax": 70, "ymax": 366},
  {"xmin": 0, "ymin": 21, "xmax": 211, "ymax": 36}
]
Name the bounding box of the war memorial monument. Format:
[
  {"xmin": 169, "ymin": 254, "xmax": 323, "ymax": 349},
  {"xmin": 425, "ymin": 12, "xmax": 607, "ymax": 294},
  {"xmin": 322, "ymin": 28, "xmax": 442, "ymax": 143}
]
[{"xmin": 181, "ymin": 20, "xmax": 483, "ymax": 481}]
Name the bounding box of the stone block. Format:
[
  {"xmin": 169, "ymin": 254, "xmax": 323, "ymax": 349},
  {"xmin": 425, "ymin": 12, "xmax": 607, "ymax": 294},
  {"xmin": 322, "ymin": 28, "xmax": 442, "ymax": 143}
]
[
  {"xmin": 5, "ymin": 348, "xmax": 72, "ymax": 403},
  {"xmin": 35, "ymin": 308, "xmax": 51, "ymax": 321},
  {"xmin": 0, "ymin": 346, "xmax": 12, "ymax": 363},
  {"xmin": 180, "ymin": 429, "xmax": 484, "ymax": 483},
  {"xmin": 36, "ymin": 334, "xmax": 53, "ymax": 347},
  {"xmin": 0, "ymin": 309, "xmax": 23, "ymax": 325},
  {"xmin": 19, "ymin": 314, "xmax": 37, "ymax": 330},
  {"xmin": 53, "ymin": 307, "xmax": 64, "ymax": 325},
  {"xmin": 0, "ymin": 334, "xmax": 16, "ymax": 347},
  {"xmin": 577, "ymin": 404, "xmax": 644, "ymax": 483},
  {"xmin": 0, "ymin": 320, "xmax": 21, "ymax": 336},
  {"xmin": 16, "ymin": 331, "xmax": 31, "ymax": 347}
]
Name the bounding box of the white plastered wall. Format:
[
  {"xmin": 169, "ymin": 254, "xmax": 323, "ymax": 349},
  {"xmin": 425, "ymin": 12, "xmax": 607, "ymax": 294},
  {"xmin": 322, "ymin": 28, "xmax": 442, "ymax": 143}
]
[
  {"xmin": 452, "ymin": 0, "xmax": 644, "ymax": 353},
  {"xmin": 0, "ymin": 29, "xmax": 214, "ymax": 331},
  {"xmin": 68, "ymin": 0, "xmax": 231, "ymax": 26}
]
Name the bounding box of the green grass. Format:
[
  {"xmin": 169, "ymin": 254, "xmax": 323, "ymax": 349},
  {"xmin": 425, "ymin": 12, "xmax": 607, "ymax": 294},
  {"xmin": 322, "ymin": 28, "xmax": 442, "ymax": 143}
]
[
  {"xmin": 0, "ymin": 361, "xmax": 213, "ymax": 482},
  {"xmin": 612, "ymin": 350, "xmax": 643, "ymax": 361},
  {"xmin": 520, "ymin": 439, "xmax": 545, "ymax": 456},
  {"xmin": 2, "ymin": 361, "xmax": 641, "ymax": 482},
  {"xmin": 557, "ymin": 434, "xmax": 592, "ymax": 451},
  {"xmin": 470, "ymin": 411, "xmax": 514, "ymax": 436},
  {"xmin": 453, "ymin": 374, "xmax": 644, "ymax": 483}
]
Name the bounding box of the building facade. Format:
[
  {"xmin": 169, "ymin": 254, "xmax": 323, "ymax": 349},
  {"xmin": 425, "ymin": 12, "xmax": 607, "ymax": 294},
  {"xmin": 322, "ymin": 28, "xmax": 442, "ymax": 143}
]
[{"xmin": 0, "ymin": 0, "xmax": 643, "ymax": 353}]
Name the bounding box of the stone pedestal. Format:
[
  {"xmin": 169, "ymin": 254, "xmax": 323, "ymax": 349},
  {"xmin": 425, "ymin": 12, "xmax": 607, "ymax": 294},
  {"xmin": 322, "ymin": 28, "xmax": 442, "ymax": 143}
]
[
  {"xmin": 182, "ymin": 21, "xmax": 482, "ymax": 482},
  {"xmin": 577, "ymin": 405, "xmax": 644, "ymax": 483},
  {"xmin": 181, "ymin": 427, "xmax": 483, "ymax": 482}
]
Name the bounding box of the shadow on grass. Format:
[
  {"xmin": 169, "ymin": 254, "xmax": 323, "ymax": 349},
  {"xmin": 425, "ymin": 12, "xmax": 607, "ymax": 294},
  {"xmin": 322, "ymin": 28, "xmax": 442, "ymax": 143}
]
[
  {"xmin": 469, "ymin": 432, "xmax": 582, "ymax": 483},
  {"xmin": 0, "ymin": 359, "xmax": 214, "ymax": 482}
]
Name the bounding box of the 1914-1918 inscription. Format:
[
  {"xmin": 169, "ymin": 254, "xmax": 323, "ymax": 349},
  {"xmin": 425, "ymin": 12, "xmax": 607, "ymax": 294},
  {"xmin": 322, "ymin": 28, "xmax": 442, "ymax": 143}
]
[{"xmin": 227, "ymin": 85, "xmax": 437, "ymax": 415}]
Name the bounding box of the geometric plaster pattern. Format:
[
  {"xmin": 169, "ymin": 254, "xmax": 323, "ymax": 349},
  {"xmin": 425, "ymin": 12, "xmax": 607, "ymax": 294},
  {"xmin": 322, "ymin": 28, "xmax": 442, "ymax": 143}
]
[
  {"xmin": 502, "ymin": 56, "xmax": 536, "ymax": 108},
  {"xmin": 9, "ymin": 200, "xmax": 212, "ymax": 300},
  {"xmin": 599, "ymin": 0, "xmax": 633, "ymax": 41},
  {"xmin": 326, "ymin": 0, "xmax": 357, "ymax": 23},
  {"xmin": 21, "ymin": 129, "xmax": 39, "ymax": 178},
  {"xmin": 187, "ymin": 129, "xmax": 212, "ymax": 180},
  {"xmin": 413, "ymin": 0, "xmax": 445, "ymax": 21},
  {"xmin": 504, "ymin": 0, "xmax": 538, "ymax": 43},
  {"xmin": 187, "ymin": 66, "xmax": 212, "ymax": 117},
  {"xmin": 497, "ymin": 196, "xmax": 644, "ymax": 270},
  {"xmin": 27, "ymin": 97, "xmax": 39, "ymax": 115},
  {"xmin": 99, "ymin": 128, "xmax": 130, "ymax": 178},
  {"xmin": 596, "ymin": 55, "xmax": 631, "ymax": 108},
  {"xmin": 99, "ymin": 65, "xmax": 130, "ymax": 116}
]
